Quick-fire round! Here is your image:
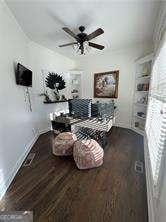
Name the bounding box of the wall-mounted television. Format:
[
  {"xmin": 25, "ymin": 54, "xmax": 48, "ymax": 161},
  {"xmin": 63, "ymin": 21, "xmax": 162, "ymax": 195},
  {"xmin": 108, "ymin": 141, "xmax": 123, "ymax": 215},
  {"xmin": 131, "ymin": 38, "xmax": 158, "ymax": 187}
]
[{"xmin": 16, "ymin": 63, "xmax": 32, "ymax": 87}]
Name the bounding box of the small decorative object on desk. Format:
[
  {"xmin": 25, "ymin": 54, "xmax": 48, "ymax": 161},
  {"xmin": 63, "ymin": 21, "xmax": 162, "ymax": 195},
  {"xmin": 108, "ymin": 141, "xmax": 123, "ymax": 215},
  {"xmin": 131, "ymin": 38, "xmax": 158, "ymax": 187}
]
[
  {"xmin": 45, "ymin": 72, "xmax": 66, "ymax": 101},
  {"xmin": 71, "ymin": 89, "xmax": 78, "ymax": 93},
  {"xmin": 73, "ymin": 94, "xmax": 79, "ymax": 99},
  {"xmin": 61, "ymin": 94, "xmax": 66, "ymax": 101},
  {"xmin": 39, "ymin": 91, "xmax": 51, "ymax": 102}
]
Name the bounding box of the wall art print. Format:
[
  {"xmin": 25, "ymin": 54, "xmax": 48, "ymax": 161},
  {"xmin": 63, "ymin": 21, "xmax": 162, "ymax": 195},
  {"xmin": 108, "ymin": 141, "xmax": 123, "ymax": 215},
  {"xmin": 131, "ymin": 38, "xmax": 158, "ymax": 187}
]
[{"xmin": 94, "ymin": 71, "xmax": 119, "ymax": 98}]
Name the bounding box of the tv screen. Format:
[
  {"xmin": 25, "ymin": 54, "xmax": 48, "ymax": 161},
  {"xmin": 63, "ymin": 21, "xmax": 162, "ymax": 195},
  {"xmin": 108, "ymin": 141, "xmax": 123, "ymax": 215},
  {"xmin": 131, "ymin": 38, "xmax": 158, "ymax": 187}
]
[{"xmin": 16, "ymin": 63, "xmax": 32, "ymax": 87}]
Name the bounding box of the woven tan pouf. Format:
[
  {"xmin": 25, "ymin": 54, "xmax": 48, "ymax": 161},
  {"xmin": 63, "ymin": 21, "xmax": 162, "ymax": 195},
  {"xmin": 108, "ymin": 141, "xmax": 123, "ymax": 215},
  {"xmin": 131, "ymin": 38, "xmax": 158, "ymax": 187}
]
[
  {"xmin": 73, "ymin": 139, "xmax": 104, "ymax": 169},
  {"xmin": 52, "ymin": 132, "xmax": 77, "ymax": 156}
]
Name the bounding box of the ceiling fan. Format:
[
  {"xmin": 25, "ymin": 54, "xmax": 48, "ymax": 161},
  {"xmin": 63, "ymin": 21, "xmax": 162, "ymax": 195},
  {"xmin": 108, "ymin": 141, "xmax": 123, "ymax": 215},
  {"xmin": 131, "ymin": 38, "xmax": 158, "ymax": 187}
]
[{"xmin": 59, "ymin": 26, "xmax": 104, "ymax": 54}]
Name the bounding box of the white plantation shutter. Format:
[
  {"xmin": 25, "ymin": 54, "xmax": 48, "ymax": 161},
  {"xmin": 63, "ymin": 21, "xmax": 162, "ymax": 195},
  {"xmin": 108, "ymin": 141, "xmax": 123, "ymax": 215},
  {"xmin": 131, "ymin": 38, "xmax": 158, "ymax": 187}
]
[
  {"xmin": 150, "ymin": 36, "xmax": 166, "ymax": 99},
  {"xmin": 146, "ymin": 98, "xmax": 166, "ymax": 187},
  {"xmin": 145, "ymin": 33, "xmax": 166, "ymax": 195}
]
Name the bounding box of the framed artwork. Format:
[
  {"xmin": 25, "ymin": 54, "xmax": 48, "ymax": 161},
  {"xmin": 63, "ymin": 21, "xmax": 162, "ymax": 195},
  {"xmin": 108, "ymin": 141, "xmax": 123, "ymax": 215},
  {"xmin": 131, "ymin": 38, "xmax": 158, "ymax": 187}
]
[{"xmin": 94, "ymin": 70, "xmax": 119, "ymax": 98}]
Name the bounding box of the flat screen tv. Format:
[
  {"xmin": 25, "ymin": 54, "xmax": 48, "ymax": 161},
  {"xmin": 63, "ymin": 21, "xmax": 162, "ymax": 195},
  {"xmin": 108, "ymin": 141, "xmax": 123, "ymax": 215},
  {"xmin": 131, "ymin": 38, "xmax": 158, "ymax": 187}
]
[{"xmin": 16, "ymin": 63, "xmax": 32, "ymax": 87}]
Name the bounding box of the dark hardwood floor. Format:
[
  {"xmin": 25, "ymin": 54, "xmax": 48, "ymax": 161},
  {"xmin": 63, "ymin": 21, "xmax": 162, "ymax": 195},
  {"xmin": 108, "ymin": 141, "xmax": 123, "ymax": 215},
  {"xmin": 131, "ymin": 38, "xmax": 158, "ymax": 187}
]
[{"xmin": 0, "ymin": 127, "xmax": 148, "ymax": 222}]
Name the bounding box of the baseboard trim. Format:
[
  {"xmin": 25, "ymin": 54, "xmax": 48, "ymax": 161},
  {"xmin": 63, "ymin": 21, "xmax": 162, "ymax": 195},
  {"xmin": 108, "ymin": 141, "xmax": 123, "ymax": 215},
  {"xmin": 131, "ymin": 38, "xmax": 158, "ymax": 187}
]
[
  {"xmin": 113, "ymin": 123, "xmax": 131, "ymax": 130},
  {"xmin": 131, "ymin": 127, "xmax": 144, "ymax": 136},
  {"xmin": 0, "ymin": 132, "xmax": 39, "ymax": 200},
  {"xmin": 38, "ymin": 127, "xmax": 51, "ymax": 135}
]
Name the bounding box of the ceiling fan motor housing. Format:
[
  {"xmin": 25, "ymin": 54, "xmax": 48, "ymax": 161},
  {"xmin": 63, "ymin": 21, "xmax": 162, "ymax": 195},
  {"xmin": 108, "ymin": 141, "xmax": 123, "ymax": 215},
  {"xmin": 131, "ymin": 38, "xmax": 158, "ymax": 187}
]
[
  {"xmin": 79, "ymin": 26, "xmax": 85, "ymax": 32},
  {"xmin": 77, "ymin": 33, "xmax": 87, "ymax": 43}
]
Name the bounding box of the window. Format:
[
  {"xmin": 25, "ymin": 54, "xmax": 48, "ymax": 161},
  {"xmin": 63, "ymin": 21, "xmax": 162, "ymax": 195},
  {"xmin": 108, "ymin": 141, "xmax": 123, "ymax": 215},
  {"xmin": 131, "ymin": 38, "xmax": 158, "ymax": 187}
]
[{"xmin": 145, "ymin": 34, "xmax": 166, "ymax": 194}]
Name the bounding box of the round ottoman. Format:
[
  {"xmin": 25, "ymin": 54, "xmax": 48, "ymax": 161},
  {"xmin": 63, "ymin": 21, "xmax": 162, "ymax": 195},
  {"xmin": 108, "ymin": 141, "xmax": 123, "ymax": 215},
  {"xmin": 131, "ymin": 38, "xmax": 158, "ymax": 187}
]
[
  {"xmin": 52, "ymin": 132, "xmax": 77, "ymax": 156},
  {"xmin": 73, "ymin": 139, "xmax": 104, "ymax": 169}
]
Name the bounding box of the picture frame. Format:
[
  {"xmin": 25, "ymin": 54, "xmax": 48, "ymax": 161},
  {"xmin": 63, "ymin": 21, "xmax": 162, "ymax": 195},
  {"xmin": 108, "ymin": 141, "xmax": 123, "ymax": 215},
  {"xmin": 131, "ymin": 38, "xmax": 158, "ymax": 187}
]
[{"xmin": 94, "ymin": 71, "xmax": 119, "ymax": 98}]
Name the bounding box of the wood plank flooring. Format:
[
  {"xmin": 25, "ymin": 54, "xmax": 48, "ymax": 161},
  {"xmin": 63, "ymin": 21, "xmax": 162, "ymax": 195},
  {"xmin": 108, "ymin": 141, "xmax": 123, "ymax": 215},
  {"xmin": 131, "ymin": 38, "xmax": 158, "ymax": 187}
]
[{"xmin": 0, "ymin": 127, "xmax": 148, "ymax": 222}]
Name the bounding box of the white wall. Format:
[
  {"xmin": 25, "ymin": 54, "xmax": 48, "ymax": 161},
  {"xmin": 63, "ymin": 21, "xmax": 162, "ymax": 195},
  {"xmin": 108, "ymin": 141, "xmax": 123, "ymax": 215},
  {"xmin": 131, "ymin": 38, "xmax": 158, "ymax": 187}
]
[
  {"xmin": 28, "ymin": 41, "xmax": 75, "ymax": 133},
  {"xmin": 75, "ymin": 45, "xmax": 153, "ymax": 128},
  {"xmin": 0, "ymin": 1, "xmax": 35, "ymax": 199},
  {"xmin": 0, "ymin": 1, "xmax": 75, "ymax": 199}
]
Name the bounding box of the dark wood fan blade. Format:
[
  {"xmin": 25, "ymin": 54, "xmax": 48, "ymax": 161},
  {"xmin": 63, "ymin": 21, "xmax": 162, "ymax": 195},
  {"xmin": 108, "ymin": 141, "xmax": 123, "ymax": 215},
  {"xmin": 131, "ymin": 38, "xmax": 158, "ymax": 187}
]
[
  {"xmin": 86, "ymin": 28, "xmax": 104, "ymax": 41},
  {"xmin": 62, "ymin": 27, "xmax": 79, "ymax": 40},
  {"xmin": 89, "ymin": 42, "xmax": 104, "ymax": 50},
  {"xmin": 59, "ymin": 42, "xmax": 77, "ymax": 47}
]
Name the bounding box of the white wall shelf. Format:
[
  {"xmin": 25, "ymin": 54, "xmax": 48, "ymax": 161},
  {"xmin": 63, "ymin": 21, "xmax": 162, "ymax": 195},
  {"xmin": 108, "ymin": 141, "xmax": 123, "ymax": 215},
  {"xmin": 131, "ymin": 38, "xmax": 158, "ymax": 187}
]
[
  {"xmin": 132, "ymin": 53, "xmax": 153, "ymax": 135},
  {"xmin": 137, "ymin": 75, "xmax": 151, "ymax": 79},
  {"xmin": 134, "ymin": 115, "xmax": 146, "ymax": 120},
  {"xmin": 68, "ymin": 71, "xmax": 82, "ymax": 99},
  {"xmin": 135, "ymin": 102, "xmax": 147, "ymax": 107},
  {"xmin": 136, "ymin": 91, "xmax": 149, "ymax": 93}
]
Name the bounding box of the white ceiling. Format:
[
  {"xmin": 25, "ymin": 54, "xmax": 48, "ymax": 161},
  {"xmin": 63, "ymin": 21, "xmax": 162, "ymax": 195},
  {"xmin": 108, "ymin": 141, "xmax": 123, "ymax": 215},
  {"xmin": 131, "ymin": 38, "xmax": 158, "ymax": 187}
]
[{"xmin": 6, "ymin": 0, "xmax": 160, "ymax": 58}]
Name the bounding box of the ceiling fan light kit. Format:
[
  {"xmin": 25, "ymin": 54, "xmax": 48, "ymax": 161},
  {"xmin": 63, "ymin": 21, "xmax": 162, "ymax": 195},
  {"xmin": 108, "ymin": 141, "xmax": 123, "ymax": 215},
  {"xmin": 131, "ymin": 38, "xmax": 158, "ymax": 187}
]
[
  {"xmin": 59, "ymin": 26, "xmax": 105, "ymax": 55},
  {"xmin": 73, "ymin": 41, "xmax": 91, "ymax": 55}
]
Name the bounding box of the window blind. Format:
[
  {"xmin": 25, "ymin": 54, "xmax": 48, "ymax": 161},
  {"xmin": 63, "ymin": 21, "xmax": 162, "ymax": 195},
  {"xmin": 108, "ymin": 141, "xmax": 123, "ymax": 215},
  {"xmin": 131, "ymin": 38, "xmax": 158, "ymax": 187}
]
[
  {"xmin": 145, "ymin": 98, "xmax": 166, "ymax": 186},
  {"xmin": 150, "ymin": 35, "xmax": 166, "ymax": 100},
  {"xmin": 145, "ymin": 33, "xmax": 166, "ymax": 194}
]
